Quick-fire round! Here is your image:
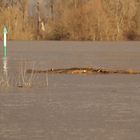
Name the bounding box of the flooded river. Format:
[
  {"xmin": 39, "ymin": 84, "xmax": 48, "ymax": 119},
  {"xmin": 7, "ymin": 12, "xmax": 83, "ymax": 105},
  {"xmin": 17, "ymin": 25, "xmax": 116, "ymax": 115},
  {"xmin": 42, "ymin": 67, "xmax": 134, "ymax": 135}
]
[{"xmin": 0, "ymin": 41, "xmax": 140, "ymax": 140}]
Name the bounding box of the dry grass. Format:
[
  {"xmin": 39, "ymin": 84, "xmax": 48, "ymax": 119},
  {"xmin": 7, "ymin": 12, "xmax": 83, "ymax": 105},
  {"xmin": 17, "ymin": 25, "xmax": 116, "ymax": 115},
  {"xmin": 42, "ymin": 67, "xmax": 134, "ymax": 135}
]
[
  {"xmin": 0, "ymin": 61, "xmax": 48, "ymax": 89},
  {"xmin": 0, "ymin": 5, "xmax": 35, "ymax": 40},
  {"xmin": 0, "ymin": 0, "xmax": 140, "ymax": 40},
  {"xmin": 16, "ymin": 62, "xmax": 36, "ymax": 88},
  {"xmin": 0, "ymin": 73, "xmax": 10, "ymax": 88},
  {"xmin": 45, "ymin": 0, "xmax": 139, "ymax": 40}
]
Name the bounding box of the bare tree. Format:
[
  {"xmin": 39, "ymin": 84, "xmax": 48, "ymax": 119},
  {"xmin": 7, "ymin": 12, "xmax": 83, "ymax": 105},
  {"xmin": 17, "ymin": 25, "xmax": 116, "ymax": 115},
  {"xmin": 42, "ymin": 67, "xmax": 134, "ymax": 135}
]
[
  {"xmin": 17, "ymin": 0, "xmax": 29, "ymax": 31},
  {"xmin": 135, "ymin": 1, "xmax": 140, "ymax": 36}
]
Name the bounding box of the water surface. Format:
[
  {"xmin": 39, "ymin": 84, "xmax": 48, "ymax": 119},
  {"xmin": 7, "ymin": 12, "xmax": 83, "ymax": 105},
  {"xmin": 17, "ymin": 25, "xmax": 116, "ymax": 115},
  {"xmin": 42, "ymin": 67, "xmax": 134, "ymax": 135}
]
[{"xmin": 0, "ymin": 41, "xmax": 140, "ymax": 140}]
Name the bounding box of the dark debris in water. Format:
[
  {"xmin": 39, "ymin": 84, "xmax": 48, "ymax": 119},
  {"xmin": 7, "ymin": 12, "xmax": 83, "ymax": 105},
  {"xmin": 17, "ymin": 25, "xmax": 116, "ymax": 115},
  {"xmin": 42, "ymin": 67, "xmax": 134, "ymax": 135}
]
[{"xmin": 26, "ymin": 67, "xmax": 140, "ymax": 75}]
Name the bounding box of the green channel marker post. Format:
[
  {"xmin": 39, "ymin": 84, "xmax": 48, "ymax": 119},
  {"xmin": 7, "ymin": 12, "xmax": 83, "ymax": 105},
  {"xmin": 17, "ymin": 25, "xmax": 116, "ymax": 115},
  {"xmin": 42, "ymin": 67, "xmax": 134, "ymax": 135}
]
[{"xmin": 3, "ymin": 26, "xmax": 8, "ymax": 58}]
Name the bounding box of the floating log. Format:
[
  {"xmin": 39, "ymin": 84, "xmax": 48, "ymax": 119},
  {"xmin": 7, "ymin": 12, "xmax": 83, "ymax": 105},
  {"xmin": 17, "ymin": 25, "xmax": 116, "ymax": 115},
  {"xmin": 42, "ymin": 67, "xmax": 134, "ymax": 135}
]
[{"xmin": 26, "ymin": 67, "xmax": 140, "ymax": 75}]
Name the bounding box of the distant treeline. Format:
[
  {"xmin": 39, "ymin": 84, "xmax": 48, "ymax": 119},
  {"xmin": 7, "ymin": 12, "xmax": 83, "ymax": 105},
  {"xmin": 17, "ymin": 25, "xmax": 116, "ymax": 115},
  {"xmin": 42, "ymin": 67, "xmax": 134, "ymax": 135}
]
[{"xmin": 0, "ymin": 0, "xmax": 140, "ymax": 40}]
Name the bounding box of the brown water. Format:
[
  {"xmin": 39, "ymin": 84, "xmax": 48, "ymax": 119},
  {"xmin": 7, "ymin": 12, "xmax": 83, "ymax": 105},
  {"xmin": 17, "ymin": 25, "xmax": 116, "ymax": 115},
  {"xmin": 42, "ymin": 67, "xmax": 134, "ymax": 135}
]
[{"xmin": 0, "ymin": 41, "xmax": 140, "ymax": 140}]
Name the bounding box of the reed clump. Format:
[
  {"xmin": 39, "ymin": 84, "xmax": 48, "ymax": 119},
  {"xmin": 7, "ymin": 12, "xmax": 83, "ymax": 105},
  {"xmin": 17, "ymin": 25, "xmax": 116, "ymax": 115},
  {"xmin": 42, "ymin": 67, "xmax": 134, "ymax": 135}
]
[
  {"xmin": 0, "ymin": 76, "xmax": 10, "ymax": 88},
  {"xmin": 0, "ymin": 61, "xmax": 48, "ymax": 89}
]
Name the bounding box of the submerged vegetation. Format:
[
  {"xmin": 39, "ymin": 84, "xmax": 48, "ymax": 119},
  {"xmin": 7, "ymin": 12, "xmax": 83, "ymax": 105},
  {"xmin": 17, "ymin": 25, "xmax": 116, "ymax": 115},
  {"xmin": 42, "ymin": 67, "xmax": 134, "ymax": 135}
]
[{"xmin": 0, "ymin": 0, "xmax": 140, "ymax": 40}]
